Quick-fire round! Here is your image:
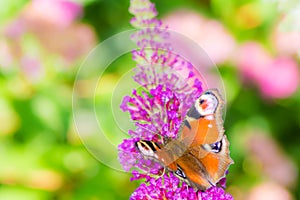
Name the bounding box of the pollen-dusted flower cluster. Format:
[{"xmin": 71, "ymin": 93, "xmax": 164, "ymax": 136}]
[{"xmin": 118, "ymin": 0, "xmax": 233, "ymax": 199}]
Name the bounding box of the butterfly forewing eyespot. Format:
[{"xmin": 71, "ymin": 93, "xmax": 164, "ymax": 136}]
[{"xmin": 199, "ymin": 92, "xmax": 219, "ymax": 116}]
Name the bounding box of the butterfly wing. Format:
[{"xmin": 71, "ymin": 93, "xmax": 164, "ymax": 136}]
[
  {"xmin": 170, "ymin": 152, "xmax": 212, "ymax": 191},
  {"xmin": 138, "ymin": 139, "xmax": 214, "ymax": 190},
  {"xmin": 180, "ymin": 118, "xmax": 223, "ymax": 147},
  {"xmin": 179, "ymin": 89, "xmax": 224, "ymax": 146},
  {"xmin": 175, "ymin": 89, "xmax": 233, "ymax": 189},
  {"xmin": 189, "ymin": 135, "xmax": 233, "ymax": 185},
  {"xmin": 163, "ymin": 135, "xmax": 233, "ymax": 190}
]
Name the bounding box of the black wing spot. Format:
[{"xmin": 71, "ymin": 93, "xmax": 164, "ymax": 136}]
[
  {"xmin": 204, "ymin": 91, "xmax": 213, "ymax": 95},
  {"xmin": 210, "ymin": 140, "xmax": 222, "ymax": 153},
  {"xmin": 184, "ymin": 120, "xmax": 192, "ymax": 129},
  {"xmin": 175, "ymin": 165, "xmax": 187, "ymax": 179},
  {"xmin": 187, "ymin": 106, "xmax": 201, "ymax": 119}
]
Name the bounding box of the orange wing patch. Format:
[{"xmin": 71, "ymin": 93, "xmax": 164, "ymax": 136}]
[{"xmin": 180, "ymin": 118, "xmax": 223, "ymax": 147}]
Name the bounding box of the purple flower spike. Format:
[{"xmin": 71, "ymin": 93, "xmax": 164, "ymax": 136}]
[
  {"xmin": 129, "ymin": 0, "xmax": 160, "ymax": 28},
  {"xmin": 118, "ymin": 0, "xmax": 233, "ymax": 199},
  {"xmin": 131, "ymin": 172, "xmax": 233, "ymax": 200}
]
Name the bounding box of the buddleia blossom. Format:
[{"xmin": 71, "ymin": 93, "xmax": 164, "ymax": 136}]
[
  {"xmin": 131, "ymin": 173, "xmax": 233, "ymax": 200},
  {"xmin": 118, "ymin": 0, "xmax": 233, "ymax": 199}
]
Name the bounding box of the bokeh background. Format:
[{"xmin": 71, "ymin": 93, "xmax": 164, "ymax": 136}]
[{"xmin": 1, "ymin": 0, "xmax": 300, "ymax": 199}]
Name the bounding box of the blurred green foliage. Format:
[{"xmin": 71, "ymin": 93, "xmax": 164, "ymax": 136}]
[{"xmin": 0, "ymin": 0, "xmax": 299, "ymax": 200}]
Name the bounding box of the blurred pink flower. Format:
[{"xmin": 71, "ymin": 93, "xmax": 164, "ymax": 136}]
[
  {"xmin": 22, "ymin": 0, "xmax": 82, "ymax": 29},
  {"xmin": 18, "ymin": 0, "xmax": 95, "ymax": 64},
  {"xmin": 246, "ymin": 132, "xmax": 297, "ymax": 188},
  {"xmin": 2, "ymin": 0, "xmax": 96, "ymax": 72},
  {"xmin": 5, "ymin": 19, "xmax": 25, "ymax": 40},
  {"xmin": 247, "ymin": 182, "xmax": 293, "ymax": 200},
  {"xmin": 259, "ymin": 57, "xmax": 299, "ymax": 98},
  {"xmin": 236, "ymin": 42, "xmax": 272, "ymax": 80},
  {"xmin": 163, "ymin": 10, "xmax": 236, "ymax": 64},
  {"xmin": 5, "ymin": 0, "xmax": 83, "ymax": 39},
  {"xmin": 273, "ymin": 26, "xmax": 300, "ymax": 56},
  {"xmin": 236, "ymin": 42, "xmax": 299, "ymax": 98},
  {"xmin": 30, "ymin": 23, "xmax": 97, "ymax": 63},
  {"xmin": 0, "ymin": 40, "xmax": 13, "ymax": 68},
  {"xmin": 21, "ymin": 56, "xmax": 44, "ymax": 81}
]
